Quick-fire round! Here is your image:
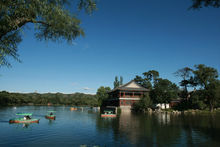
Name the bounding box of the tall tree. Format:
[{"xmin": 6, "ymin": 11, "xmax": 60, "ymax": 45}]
[
  {"xmin": 193, "ymin": 64, "xmax": 219, "ymax": 111},
  {"xmin": 119, "ymin": 76, "xmax": 123, "ymax": 86},
  {"xmin": 134, "ymin": 70, "xmax": 159, "ymax": 89},
  {"xmin": 0, "ymin": 0, "xmax": 96, "ymax": 67},
  {"xmin": 143, "ymin": 70, "xmax": 159, "ymax": 86},
  {"xmin": 96, "ymin": 86, "xmax": 111, "ymax": 106},
  {"xmin": 134, "ymin": 75, "xmax": 152, "ymax": 89},
  {"xmin": 206, "ymin": 79, "xmax": 220, "ymax": 111},
  {"xmin": 193, "ymin": 64, "xmax": 218, "ymax": 90},
  {"xmin": 150, "ymin": 78, "xmax": 179, "ymax": 104},
  {"xmin": 174, "ymin": 67, "xmax": 193, "ymax": 98},
  {"xmin": 114, "ymin": 76, "xmax": 120, "ymax": 89}
]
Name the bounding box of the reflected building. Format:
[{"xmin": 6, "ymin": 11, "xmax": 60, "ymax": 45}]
[{"xmin": 117, "ymin": 111, "xmax": 142, "ymax": 144}]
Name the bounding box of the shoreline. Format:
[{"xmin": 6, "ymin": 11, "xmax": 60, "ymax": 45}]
[{"xmin": 142, "ymin": 108, "xmax": 220, "ymax": 115}]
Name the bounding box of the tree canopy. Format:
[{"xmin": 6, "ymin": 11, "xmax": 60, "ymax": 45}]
[
  {"xmin": 0, "ymin": 0, "xmax": 96, "ymax": 66},
  {"xmin": 193, "ymin": 64, "xmax": 218, "ymax": 89},
  {"xmin": 113, "ymin": 76, "xmax": 123, "ymax": 89},
  {"xmin": 193, "ymin": 64, "xmax": 219, "ymax": 111},
  {"xmin": 96, "ymin": 86, "xmax": 111, "ymax": 106},
  {"xmin": 191, "ymin": 0, "xmax": 220, "ymax": 9},
  {"xmin": 134, "ymin": 70, "xmax": 159, "ymax": 89},
  {"xmin": 0, "ymin": 91, "xmax": 98, "ymax": 106},
  {"xmin": 150, "ymin": 78, "xmax": 179, "ymax": 104},
  {"xmin": 174, "ymin": 67, "xmax": 193, "ymax": 98}
]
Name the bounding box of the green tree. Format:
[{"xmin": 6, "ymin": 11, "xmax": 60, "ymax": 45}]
[
  {"xmin": 191, "ymin": 0, "xmax": 220, "ymax": 9},
  {"xmin": 150, "ymin": 78, "xmax": 179, "ymax": 104},
  {"xmin": 119, "ymin": 76, "xmax": 123, "ymax": 86},
  {"xmin": 205, "ymin": 79, "xmax": 220, "ymax": 111},
  {"xmin": 190, "ymin": 91, "xmax": 207, "ymax": 110},
  {"xmin": 174, "ymin": 67, "xmax": 193, "ymax": 98},
  {"xmin": 114, "ymin": 76, "xmax": 119, "ymax": 88},
  {"xmin": 215, "ymin": 80, "xmax": 220, "ymax": 107},
  {"xmin": 193, "ymin": 64, "xmax": 218, "ymax": 89},
  {"xmin": 134, "ymin": 75, "xmax": 152, "ymax": 89},
  {"xmin": 193, "ymin": 64, "xmax": 219, "ymax": 111},
  {"xmin": 134, "ymin": 70, "xmax": 159, "ymax": 90},
  {"xmin": 0, "ymin": 0, "xmax": 96, "ymax": 67},
  {"xmin": 143, "ymin": 70, "xmax": 159, "ymax": 86},
  {"xmin": 96, "ymin": 86, "xmax": 111, "ymax": 106},
  {"xmin": 133, "ymin": 93, "xmax": 152, "ymax": 112}
]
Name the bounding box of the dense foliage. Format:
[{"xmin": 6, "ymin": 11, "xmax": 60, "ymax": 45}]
[
  {"xmin": 96, "ymin": 86, "xmax": 111, "ymax": 106},
  {"xmin": 150, "ymin": 78, "xmax": 179, "ymax": 104},
  {"xmin": 134, "ymin": 70, "xmax": 159, "ymax": 90},
  {"xmin": 133, "ymin": 64, "xmax": 219, "ymax": 112},
  {"xmin": 113, "ymin": 76, "xmax": 123, "ymax": 89},
  {"xmin": 0, "ymin": 0, "xmax": 96, "ymax": 66},
  {"xmin": 132, "ymin": 93, "xmax": 152, "ymax": 112},
  {"xmin": 0, "ymin": 91, "xmax": 98, "ymax": 106},
  {"xmin": 174, "ymin": 67, "xmax": 194, "ymax": 98}
]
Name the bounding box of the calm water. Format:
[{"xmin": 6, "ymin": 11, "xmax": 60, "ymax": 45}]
[{"xmin": 0, "ymin": 106, "xmax": 220, "ymax": 147}]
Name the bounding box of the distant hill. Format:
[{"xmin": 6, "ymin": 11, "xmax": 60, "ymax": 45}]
[{"xmin": 0, "ymin": 91, "xmax": 98, "ymax": 106}]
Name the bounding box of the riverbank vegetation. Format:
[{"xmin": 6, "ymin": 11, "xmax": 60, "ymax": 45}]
[
  {"xmin": 133, "ymin": 64, "xmax": 220, "ymax": 112},
  {"xmin": 97, "ymin": 64, "xmax": 219, "ymax": 113},
  {"xmin": 0, "ymin": 91, "xmax": 98, "ymax": 106},
  {"xmin": 1, "ymin": 64, "xmax": 219, "ymax": 111}
]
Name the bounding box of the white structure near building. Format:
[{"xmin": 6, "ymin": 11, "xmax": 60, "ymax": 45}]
[{"xmin": 156, "ymin": 103, "xmax": 170, "ymax": 109}]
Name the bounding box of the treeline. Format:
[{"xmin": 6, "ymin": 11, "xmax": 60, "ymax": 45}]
[
  {"xmin": 0, "ymin": 91, "xmax": 98, "ymax": 106},
  {"xmin": 97, "ymin": 64, "xmax": 220, "ymax": 112},
  {"xmin": 133, "ymin": 64, "xmax": 220, "ymax": 112}
]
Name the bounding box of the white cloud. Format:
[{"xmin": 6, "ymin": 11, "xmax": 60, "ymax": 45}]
[{"xmin": 83, "ymin": 87, "xmax": 93, "ymax": 90}]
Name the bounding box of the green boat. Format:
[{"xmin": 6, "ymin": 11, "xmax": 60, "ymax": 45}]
[
  {"xmin": 101, "ymin": 110, "xmax": 116, "ymax": 117},
  {"xmin": 9, "ymin": 113, "xmax": 40, "ymax": 124},
  {"xmin": 45, "ymin": 111, "xmax": 56, "ymax": 120}
]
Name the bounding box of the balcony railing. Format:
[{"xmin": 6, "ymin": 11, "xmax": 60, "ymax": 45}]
[{"xmin": 119, "ymin": 95, "xmax": 141, "ymax": 98}]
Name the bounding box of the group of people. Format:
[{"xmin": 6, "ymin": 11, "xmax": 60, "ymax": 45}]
[
  {"xmin": 23, "ymin": 112, "xmax": 53, "ymax": 120},
  {"xmin": 23, "ymin": 115, "xmax": 31, "ymax": 120}
]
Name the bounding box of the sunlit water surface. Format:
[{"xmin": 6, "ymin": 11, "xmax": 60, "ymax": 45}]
[{"xmin": 0, "ymin": 106, "xmax": 220, "ymax": 147}]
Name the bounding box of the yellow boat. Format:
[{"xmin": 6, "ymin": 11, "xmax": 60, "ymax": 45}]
[{"xmin": 70, "ymin": 107, "xmax": 77, "ymax": 111}]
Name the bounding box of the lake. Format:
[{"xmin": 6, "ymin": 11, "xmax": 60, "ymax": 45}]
[{"xmin": 0, "ymin": 106, "xmax": 220, "ymax": 147}]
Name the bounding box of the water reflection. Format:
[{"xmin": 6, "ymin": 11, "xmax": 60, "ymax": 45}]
[
  {"xmin": 156, "ymin": 112, "xmax": 171, "ymax": 125},
  {"xmin": 0, "ymin": 106, "xmax": 220, "ymax": 146},
  {"xmin": 96, "ymin": 111, "xmax": 220, "ymax": 146},
  {"xmin": 9, "ymin": 123, "xmax": 38, "ymax": 130},
  {"xmin": 48, "ymin": 119, "xmax": 55, "ymax": 125},
  {"xmin": 22, "ymin": 123, "xmax": 29, "ymax": 128}
]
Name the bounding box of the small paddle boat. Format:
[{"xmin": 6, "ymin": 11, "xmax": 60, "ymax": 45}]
[
  {"xmin": 70, "ymin": 107, "xmax": 77, "ymax": 111},
  {"xmin": 45, "ymin": 111, "xmax": 56, "ymax": 120},
  {"xmin": 101, "ymin": 110, "xmax": 116, "ymax": 117},
  {"xmin": 9, "ymin": 113, "xmax": 40, "ymax": 124}
]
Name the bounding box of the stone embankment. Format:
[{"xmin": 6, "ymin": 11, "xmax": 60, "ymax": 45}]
[{"xmin": 144, "ymin": 108, "xmax": 220, "ymax": 115}]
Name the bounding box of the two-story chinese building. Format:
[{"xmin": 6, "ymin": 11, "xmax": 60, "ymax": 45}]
[{"xmin": 107, "ymin": 80, "xmax": 149, "ymax": 107}]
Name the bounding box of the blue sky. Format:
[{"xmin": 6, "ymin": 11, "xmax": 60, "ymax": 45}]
[{"xmin": 0, "ymin": 0, "xmax": 220, "ymax": 94}]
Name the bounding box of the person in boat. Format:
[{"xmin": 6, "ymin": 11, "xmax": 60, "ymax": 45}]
[
  {"xmin": 24, "ymin": 116, "xmax": 27, "ymax": 120},
  {"xmin": 26, "ymin": 115, "xmax": 31, "ymax": 120},
  {"xmin": 50, "ymin": 112, "xmax": 53, "ymax": 116}
]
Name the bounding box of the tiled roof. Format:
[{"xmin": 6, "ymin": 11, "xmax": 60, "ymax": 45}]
[{"xmin": 109, "ymin": 80, "xmax": 149, "ymax": 93}]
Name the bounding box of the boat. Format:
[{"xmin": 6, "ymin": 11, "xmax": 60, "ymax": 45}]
[
  {"xmin": 9, "ymin": 113, "xmax": 40, "ymax": 124},
  {"xmin": 70, "ymin": 107, "xmax": 77, "ymax": 111},
  {"xmin": 45, "ymin": 111, "xmax": 56, "ymax": 120},
  {"xmin": 101, "ymin": 110, "xmax": 116, "ymax": 117}
]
